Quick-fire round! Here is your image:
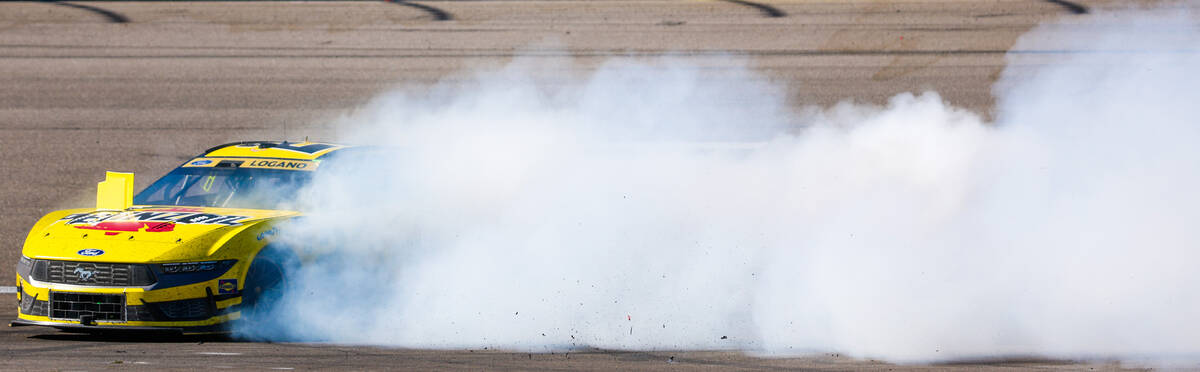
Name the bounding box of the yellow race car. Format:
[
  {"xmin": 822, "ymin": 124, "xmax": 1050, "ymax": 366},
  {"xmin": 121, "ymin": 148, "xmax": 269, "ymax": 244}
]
[{"xmin": 13, "ymin": 140, "xmax": 348, "ymax": 334}]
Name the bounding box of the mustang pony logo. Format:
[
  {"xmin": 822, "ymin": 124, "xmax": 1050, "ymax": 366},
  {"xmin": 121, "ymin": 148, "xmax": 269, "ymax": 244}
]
[{"xmin": 74, "ymin": 266, "xmax": 96, "ymax": 282}]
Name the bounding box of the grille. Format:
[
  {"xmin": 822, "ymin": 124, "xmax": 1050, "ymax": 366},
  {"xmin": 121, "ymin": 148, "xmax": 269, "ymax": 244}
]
[
  {"xmin": 156, "ymin": 298, "xmax": 211, "ymax": 320},
  {"xmin": 35, "ymin": 260, "xmax": 155, "ymax": 286},
  {"xmin": 19, "ymin": 292, "xmax": 48, "ymax": 316},
  {"xmin": 126, "ymin": 305, "xmax": 155, "ymax": 321},
  {"xmin": 49, "ymin": 292, "xmax": 125, "ymax": 322}
]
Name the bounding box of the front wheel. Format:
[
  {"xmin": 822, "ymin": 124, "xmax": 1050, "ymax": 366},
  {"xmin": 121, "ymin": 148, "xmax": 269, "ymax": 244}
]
[{"xmin": 237, "ymin": 247, "xmax": 296, "ymax": 337}]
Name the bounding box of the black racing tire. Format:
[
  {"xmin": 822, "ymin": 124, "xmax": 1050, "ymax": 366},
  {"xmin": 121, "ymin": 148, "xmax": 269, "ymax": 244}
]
[{"xmin": 240, "ymin": 246, "xmax": 297, "ymax": 328}]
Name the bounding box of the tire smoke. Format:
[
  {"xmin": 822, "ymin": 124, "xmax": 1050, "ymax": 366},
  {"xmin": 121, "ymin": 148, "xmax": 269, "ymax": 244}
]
[{"xmin": 238, "ymin": 8, "xmax": 1200, "ymax": 363}]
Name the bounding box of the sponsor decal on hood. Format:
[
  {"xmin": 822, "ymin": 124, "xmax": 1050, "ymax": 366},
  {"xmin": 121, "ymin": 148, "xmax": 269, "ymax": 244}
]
[
  {"xmin": 60, "ymin": 210, "xmax": 251, "ymax": 229},
  {"xmin": 73, "ymin": 221, "xmax": 175, "ymax": 233}
]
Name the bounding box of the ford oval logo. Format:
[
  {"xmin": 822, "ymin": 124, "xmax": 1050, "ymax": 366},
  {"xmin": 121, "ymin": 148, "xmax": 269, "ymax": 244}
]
[
  {"xmin": 77, "ymin": 249, "xmax": 105, "ymax": 256},
  {"xmin": 190, "ymin": 159, "xmax": 213, "ymax": 166}
]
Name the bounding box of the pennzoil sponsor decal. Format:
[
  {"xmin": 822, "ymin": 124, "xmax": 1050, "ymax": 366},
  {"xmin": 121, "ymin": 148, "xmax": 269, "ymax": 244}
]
[
  {"xmin": 218, "ymin": 279, "xmax": 237, "ymax": 294},
  {"xmin": 60, "ymin": 210, "xmax": 251, "ymax": 231}
]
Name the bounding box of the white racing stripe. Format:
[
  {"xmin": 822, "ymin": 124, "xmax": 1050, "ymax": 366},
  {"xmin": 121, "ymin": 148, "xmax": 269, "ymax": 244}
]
[{"xmin": 0, "ymin": 286, "xmax": 15, "ymax": 294}]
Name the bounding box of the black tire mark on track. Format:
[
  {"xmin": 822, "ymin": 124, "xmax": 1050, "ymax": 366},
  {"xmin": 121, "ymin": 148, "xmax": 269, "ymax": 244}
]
[
  {"xmin": 717, "ymin": 0, "xmax": 786, "ymax": 18},
  {"xmin": 383, "ymin": 0, "xmax": 452, "ymax": 21},
  {"xmin": 1044, "ymin": 0, "xmax": 1088, "ymax": 14},
  {"xmin": 38, "ymin": 0, "xmax": 129, "ymax": 23}
]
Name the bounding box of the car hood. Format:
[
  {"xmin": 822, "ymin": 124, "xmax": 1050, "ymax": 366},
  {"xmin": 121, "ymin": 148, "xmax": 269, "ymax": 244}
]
[{"xmin": 23, "ymin": 206, "xmax": 298, "ymax": 263}]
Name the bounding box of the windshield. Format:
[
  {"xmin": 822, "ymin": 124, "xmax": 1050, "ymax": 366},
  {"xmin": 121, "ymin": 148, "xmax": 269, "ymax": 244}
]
[{"xmin": 134, "ymin": 166, "xmax": 312, "ymax": 210}]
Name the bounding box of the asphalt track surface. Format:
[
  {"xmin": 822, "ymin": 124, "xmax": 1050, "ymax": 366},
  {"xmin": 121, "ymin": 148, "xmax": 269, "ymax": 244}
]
[{"xmin": 0, "ymin": 0, "xmax": 1169, "ymax": 370}]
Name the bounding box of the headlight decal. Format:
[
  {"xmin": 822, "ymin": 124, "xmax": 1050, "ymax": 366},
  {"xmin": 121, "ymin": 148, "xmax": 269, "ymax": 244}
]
[
  {"xmin": 150, "ymin": 260, "xmax": 238, "ymax": 290},
  {"xmin": 16, "ymin": 256, "xmax": 33, "ymax": 282},
  {"xmin": 161, "ymin": 261, "xmax": 221, "ymax": 274}
]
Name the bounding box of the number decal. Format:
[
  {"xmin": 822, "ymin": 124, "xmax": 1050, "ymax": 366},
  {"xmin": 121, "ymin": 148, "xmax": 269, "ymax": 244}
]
[{"xmin": 201, "ymin": 175, "xmax": 215, "ymax": 192}]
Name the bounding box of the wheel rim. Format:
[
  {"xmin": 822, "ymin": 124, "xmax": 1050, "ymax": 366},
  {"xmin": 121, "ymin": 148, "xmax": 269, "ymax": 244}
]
[{"xmin": 243, "ymin": 258, "xmax": 286, "ymax": 317}]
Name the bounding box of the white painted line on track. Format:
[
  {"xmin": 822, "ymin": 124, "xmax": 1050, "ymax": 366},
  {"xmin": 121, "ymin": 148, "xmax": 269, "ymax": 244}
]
[{"xmin": 0, "ymin": 286, "xmax": 15, "ymax": 294}]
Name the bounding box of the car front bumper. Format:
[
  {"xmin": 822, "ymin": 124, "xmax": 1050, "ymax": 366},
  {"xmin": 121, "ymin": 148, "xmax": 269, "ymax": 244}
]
[{"xmin": 14, "ymin": 275, "xmax": 242, "ymax": 335}]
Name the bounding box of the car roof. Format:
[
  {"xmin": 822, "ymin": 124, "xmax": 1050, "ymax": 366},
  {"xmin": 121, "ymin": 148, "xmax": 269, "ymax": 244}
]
[{"xmin": 200, "ymin": 141, "xmax": 349, "ymax": 161}]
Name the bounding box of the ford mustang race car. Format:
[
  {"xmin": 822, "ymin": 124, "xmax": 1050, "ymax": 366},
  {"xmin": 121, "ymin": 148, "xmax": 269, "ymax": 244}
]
[{"xmin": 13, "ymin": 140, "xmax": 347, "ymax": 334}]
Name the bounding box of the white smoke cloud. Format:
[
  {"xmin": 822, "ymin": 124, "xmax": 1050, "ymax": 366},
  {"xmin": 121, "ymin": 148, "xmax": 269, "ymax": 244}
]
[{"xmin": 238, "ymin": 7, "xmax": 1200, "ymax": 364}]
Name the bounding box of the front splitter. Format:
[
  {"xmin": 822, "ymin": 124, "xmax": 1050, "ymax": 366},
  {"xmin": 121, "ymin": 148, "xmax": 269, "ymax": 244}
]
[{"xmin": 10, "ymin": 318, "xmax": 230, "ymax": 335}]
